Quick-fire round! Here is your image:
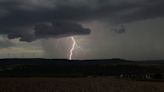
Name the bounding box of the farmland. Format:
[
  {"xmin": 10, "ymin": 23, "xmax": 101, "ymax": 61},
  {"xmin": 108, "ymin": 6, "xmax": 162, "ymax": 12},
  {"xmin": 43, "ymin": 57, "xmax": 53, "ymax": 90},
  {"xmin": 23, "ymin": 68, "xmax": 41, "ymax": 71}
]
[
  {"xmin": 0, "ymin": 59, "xmax": 164, "ymax": 92},
  {"xmin": 0, "ymin": 77, "xmax": 164, "ymax": 92}
]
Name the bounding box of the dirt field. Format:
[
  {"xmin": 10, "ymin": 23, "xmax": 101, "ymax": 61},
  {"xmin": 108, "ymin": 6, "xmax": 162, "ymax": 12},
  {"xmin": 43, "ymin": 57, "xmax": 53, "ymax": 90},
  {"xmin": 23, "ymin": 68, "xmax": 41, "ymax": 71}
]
[{"xmin": 0, "ymin": 77, "xmax": 164, "ymax": 92}]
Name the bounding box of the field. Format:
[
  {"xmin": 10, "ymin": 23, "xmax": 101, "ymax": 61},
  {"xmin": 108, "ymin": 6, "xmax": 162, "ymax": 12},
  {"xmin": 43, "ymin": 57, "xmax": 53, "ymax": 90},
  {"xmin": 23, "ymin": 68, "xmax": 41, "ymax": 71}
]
[
  {"xmin": 0, "ymin": 59, "xmax": 164, "ymax": 92},
  {"xmin": 0, "ymin": 77, "xmax": 164, "ymax": 92}
]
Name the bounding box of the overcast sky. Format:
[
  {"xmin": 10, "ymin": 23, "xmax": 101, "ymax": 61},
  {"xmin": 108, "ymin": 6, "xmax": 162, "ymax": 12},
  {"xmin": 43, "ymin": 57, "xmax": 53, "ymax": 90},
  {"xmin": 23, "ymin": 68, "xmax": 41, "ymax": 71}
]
[{"xmin": 0, "ymin": 0, "xmax": 164, "ymax": 60}]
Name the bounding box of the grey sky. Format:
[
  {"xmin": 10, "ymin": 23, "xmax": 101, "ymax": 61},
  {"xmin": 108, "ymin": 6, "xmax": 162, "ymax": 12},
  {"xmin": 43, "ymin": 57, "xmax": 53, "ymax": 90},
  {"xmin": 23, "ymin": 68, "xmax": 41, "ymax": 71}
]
[{"xmin": 0, "ymin": 0, "xmax": 164, "ymax": 60}]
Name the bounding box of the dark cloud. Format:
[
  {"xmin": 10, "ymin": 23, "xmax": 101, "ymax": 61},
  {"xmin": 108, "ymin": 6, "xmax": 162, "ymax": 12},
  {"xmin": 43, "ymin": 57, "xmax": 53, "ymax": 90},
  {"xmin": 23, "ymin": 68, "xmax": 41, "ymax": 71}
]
[
  {"xmin": 7, "ymin": 32, "xmax": 36, "ymax": 42},
  {"xmin": 0, "ymin": 0, "xmax": 164, "ymax": 42},
  {"xmin": 112, "ymin": 25, "xmax": 126, "ymax": 34},
  {"xmin": 34, "ymin": 21, "xmax": 91, "ymax": 40},
  {"xmin": 5, "ymin": 21, "xmax": 91, "ymax": 42}
]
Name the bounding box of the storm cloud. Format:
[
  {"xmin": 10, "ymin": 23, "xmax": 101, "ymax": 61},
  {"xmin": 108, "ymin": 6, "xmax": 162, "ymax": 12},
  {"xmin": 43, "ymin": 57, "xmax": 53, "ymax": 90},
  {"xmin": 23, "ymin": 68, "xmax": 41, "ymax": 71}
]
[{"xmin": 0, "ymin": 0, "xmax": 164, "ymax": 42}]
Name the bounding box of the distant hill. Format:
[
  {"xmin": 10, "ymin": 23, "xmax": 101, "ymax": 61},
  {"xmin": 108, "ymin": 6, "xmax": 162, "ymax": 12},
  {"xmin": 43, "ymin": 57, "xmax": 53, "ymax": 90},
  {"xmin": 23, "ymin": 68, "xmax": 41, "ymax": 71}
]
[
  {"xmin": 0, "ymin": 58, "xmax": 133, "ymax": 65},
  {"xmin": 0, "ymin": 58, "xmax": 164, "ymax": 77},
  {"xmin": 0, "ymin": 58, "xmax": 164, "ymax": 65}
]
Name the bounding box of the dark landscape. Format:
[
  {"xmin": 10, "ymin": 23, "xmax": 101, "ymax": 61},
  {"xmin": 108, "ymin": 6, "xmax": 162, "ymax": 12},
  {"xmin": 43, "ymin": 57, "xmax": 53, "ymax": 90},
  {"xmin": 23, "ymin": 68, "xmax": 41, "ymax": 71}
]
[
  {"xmin": 0, "ymin": 58, "xmax": 164, "ymax": 92},
  {"xmin": 0, "ymin": 58, "xmax": 164, "ymax": 78}
]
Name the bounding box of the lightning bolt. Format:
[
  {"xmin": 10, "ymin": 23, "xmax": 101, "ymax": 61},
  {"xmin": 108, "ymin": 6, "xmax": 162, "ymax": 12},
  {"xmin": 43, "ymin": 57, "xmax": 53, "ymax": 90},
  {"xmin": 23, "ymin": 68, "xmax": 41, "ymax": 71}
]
[{"xmin": 69, "ymin": 37, "xmax": 76, "ymax": 60}]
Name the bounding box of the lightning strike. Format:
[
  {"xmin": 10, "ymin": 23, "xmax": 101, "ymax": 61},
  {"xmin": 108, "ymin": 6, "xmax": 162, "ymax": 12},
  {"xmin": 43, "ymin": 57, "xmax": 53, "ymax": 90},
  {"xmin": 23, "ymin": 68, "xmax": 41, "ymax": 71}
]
[{"xmin": 69, "ymin": 37, "xmax": 76, "ymax": 60}]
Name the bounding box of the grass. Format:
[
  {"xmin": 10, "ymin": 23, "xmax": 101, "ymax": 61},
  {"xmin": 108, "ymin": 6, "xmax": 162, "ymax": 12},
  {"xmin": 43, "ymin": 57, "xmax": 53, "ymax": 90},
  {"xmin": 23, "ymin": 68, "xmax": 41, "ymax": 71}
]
[{"xmin": 0, "ymin": 77, "xmax": 164, "ymax": 92}]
